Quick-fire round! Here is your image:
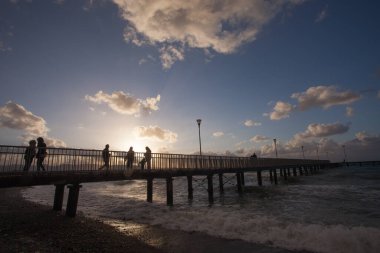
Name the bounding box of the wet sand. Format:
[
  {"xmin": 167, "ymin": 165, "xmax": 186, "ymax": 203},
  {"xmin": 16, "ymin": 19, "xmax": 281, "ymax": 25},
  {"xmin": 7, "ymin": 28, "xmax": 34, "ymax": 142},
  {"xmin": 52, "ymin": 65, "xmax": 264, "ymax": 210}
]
[{"xmin": 0, "ymin": 187, "xmax": 310, "ymax": 253}]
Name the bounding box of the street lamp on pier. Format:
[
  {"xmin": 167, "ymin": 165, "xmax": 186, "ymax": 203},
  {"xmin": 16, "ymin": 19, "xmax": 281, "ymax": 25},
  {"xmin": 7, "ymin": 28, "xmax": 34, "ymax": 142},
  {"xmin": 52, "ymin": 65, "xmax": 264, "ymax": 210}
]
[
  {"xmin": 316, "ymin": 144, "xmax": 319, "ymax": 161},
  {"xmin": 342, "ymin": 145, "xmax": 347, "ymax": 162},
  {"xmin": 273, "ymin": 138, "xmax": 278, "ymax": 158},
  {"xmin": 196, "ymin": 119, "xmax": 202, "ymax": 156},
  {"xmin": 301, "ymin": 145, "xmax": 305, "ymax": 160}
]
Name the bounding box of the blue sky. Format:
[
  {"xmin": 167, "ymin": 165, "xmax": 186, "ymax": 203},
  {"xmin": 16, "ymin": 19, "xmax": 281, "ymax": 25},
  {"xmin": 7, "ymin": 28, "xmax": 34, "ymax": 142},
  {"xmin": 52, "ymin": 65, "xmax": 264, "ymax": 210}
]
[{"xmin": 0, "ymin": 0, "xmax": 379, "ymax": 162}]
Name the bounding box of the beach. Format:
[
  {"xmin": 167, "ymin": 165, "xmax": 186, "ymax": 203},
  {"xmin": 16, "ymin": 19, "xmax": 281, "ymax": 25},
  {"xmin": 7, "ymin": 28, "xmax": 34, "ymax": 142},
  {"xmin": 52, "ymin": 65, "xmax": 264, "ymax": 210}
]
[{"xmin": 0, "ymin": 187, "xmax": 310, "ymax": 253}]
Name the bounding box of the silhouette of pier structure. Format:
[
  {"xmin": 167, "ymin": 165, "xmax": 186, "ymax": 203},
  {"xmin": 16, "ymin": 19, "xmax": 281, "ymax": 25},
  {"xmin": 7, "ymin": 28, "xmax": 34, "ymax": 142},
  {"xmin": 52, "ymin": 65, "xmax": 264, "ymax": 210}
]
[{"xmin": 1, "ymin": 145, "xmax": 367, "ymax": 217}]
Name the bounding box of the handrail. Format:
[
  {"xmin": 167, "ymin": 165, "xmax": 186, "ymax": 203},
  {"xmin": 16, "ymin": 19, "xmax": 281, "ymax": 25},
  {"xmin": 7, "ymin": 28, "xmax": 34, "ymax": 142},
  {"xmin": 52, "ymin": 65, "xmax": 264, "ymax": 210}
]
[{"xmin": 0, "ymin": 145, "xmax": 329, "ymax": 173}]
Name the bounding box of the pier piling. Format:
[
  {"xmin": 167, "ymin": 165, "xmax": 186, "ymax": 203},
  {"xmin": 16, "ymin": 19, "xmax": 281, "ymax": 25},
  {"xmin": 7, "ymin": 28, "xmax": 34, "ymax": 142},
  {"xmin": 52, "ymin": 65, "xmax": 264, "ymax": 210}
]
[
  {"xmin": 147, "ymin": 178, "xmax": 153, "ymax": 203},
  {"xmin": 187, "ymin": 175, "xmax": 193, "ymax": 200},
  {"xmin": 207, "ymin": 175, "xmax": 214, "ymax": 203},
  {"xmin": 166, "ymin": 177, "xmax": 173, "ymax": 206},
  {"xmin": 218, "ymin": 173, "xmax": 224, "ymax": 193},
  {"xmin": 53, "ymin": 184, "xmax": 65, "ymax": 211},
  {"xmin": 66, "ymin": 184, "xmax": 82, "ymax": 217}
]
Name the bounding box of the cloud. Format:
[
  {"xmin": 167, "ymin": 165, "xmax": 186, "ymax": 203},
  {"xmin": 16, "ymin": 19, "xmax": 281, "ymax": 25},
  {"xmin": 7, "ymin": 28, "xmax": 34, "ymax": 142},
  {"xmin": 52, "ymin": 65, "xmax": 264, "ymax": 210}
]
[
  {"xmin": 85, "ymin": 90, "xmax": 160, "ymax": 117},
  {"xmin": 269, "ymin": 101, "xmax": 294, "ymax": 120},
  {"xmin": 135, "ymin": 125, "xmax": 178, "ymax": 143},
  {"xmin": 160, "ymin": 45, "xmax": 185, "ymax": 69},
  {"xmin": 295, "ymin": 122, "xmax": 350, "ymax": 139},
  {"xmin": 315, "ymin": 5, "xmax": 328, "ymax": 23},
  {"xmin": 0, "ymin": 101, "xmax": 49, "ymax": 136},
  {"xmin": 346, "ymin": 106, "xmax": 354, "ymax": 117},
  {"xmin": 244, "ymin": 119, "xmax": 261, "ymax": 127},
  {"xmin": 213, "ymin": 131, "xmax": 224, "ymax": 137},
  {"xmin": 112, "ymin": 0, "xmax": 305, "ymax": 68},
  {"xmin": 250, "ymin": 135, "xmax": 270, "ymax": 143},
  {"xmin": 0, "ymin": 101, "xmax": 66, "ymax": 147},
  {"xmin": 291, "ymin": 85, "xmax": 361, "ymax": 110},
  {"xmin": 377, "ymin": 90, "xmax": 380, "ymax": 98}
]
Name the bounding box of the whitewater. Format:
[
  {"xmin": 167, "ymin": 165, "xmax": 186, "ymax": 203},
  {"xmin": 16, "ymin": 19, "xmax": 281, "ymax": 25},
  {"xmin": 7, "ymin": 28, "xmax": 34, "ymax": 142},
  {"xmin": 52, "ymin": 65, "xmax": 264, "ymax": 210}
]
[{"xmin": 23, "ymin": 165, "xmax": 380, "ymax": 253}]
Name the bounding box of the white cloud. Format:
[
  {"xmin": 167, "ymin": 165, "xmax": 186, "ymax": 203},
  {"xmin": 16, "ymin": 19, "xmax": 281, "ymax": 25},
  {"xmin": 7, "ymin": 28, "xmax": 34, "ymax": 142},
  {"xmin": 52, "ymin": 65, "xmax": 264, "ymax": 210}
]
[
  {"xmin": 377, "ymin": 90, "xmax": 380, "ymax": 98},
  {"xmin": 0, "ymin": 101, "xmax": 49, "ymax": 136},
  {"xmin": 269, "ymin": 101, "xmax": 294, "ymax": 120},
  {"xmin": 0, "ymin": 101, "xmax": 66, "ymax": 147},
  {"xmin": 160, "ymin": 45, "xmax": 185, "ymax": 69},
  {"xmin": 112, "ymin": 0, "xmax": 305, "ymax": 68},
  {"xmin": 244, "ymin": 119, "xmax": 261, "ymax": 127},
  {"xmin": 295, "ymin": 122, "xmax": 350, "ymax": 139},
  {"xmin": 135, "ymin": 125, "xmax": 178, "ymax": 143},
  {"xmin": 346, "ymin": 106, "xmax": 354, "ymax": 117},
  {"xmin": 250, "ymin": 135, "xmax": 269, "ymax": 143},
  {"xmin": 213, "ymin": 131, "xmax": 224, "ymax": 137},
  {"xmin": 315, "ymin": 5, "xmax": 328, "ymax": 23},
  {"xmin": 85, "ymin": 90, "xmax": 160, "ymax": 117},
  {"xmin": 291, "ymin": 85, "xmax": 360, "ymax": 110}
]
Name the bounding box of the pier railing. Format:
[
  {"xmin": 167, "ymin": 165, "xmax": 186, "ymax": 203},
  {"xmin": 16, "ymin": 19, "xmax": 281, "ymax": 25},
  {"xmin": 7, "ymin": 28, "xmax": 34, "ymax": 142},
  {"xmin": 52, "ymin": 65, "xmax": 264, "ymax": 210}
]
[{"xmin": 0, "ymin": 145, "xmax": 327, "ymax": 173}]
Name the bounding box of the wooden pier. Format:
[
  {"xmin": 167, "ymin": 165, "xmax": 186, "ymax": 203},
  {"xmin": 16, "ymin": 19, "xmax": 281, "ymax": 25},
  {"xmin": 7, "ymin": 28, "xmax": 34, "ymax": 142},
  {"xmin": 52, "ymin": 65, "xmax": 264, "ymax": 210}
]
[{"xmin": 2, "ymin": 145, "xmax": 374, "ymax": 217}]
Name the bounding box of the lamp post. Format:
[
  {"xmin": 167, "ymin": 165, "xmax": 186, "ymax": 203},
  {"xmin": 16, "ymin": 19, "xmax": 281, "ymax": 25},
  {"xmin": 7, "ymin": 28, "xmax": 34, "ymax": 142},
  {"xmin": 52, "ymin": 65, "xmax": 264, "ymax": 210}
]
[
  {"xmin": 273, "ymin": 138, "xmax": 278, "ymax": 158},
  {"xmin": 326, "ymin": 151, "xmax": 329, "ymax": 160},
  {"xmin": 301, "ymin": 145, "xmax": 305, "ymax": 160},
  {"xmin": 316, "ymin": 145, "xmax": 319, "ymax": 161},
  {"xmin": 196, "ymin": 119, "xmax": 202, "ymax": 156},
  {"xmin": 342, "ymin": 145, "xmax": 347, "ymax": 162}
]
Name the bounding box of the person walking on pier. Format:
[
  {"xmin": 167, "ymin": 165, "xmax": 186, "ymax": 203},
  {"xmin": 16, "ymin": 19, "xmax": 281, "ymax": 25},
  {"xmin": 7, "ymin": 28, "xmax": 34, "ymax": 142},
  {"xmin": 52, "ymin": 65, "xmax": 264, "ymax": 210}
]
[
  {"xmin": 99, "ymin": 144, "xmax": 111, "ymax": 170},
  {"xmin": 144, "ymin": 146, "xmax": 152, "ymax": 170},
  {"xmin": 36, "ymin": 137, "xmax": 47, "ymax": 171},
  {"xmin": 125, "ymin": 146, "xmax": 135, "ymax": 169},
  {"xmin": 23, "ymin": 140, "xmax": 36, "ymax": 171}
]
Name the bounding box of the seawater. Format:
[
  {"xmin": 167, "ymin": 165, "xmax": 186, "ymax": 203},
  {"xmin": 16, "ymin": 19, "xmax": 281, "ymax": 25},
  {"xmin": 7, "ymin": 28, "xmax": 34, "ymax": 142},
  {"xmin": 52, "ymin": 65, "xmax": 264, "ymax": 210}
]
[{"xmin": 22, "ymin": 166, "xmax": 380, "ymax": 253}]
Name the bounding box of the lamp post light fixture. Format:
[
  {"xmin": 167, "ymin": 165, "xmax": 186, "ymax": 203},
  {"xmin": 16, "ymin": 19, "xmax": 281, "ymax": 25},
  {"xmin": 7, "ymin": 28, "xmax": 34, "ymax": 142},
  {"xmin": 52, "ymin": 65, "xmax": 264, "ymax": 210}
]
[
  {"xmin": 301, "ymin": 145, "xmax": 305, "ymax": 160},
  {"xmin": 316, "ymin": 145, "xmax": 319, "ymax": 161},
  {"xmin": 196, "ymin": 119, "xmax": 202, "ymax": 156},
  {"xmin": 273, "ymin": 138, "xmax": 278, "ymax": 158},
  {"xmin": 342, "ymin": 145, "xmax": 347, "ymax": 162}
]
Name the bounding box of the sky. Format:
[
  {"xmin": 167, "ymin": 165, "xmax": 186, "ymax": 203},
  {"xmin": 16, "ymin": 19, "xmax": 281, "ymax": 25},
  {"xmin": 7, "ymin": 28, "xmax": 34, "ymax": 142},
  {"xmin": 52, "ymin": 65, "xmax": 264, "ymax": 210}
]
[{"xmin": 0, "ymin": 0, "xmax": 379, "ymax": 162}]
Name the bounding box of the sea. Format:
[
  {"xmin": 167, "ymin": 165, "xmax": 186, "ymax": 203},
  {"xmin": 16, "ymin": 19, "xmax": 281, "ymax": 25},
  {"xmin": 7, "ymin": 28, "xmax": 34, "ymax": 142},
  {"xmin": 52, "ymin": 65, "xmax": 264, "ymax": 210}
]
[{"xmin": 22, "ymin": 165, "xmax": 380, "ymax": 253}]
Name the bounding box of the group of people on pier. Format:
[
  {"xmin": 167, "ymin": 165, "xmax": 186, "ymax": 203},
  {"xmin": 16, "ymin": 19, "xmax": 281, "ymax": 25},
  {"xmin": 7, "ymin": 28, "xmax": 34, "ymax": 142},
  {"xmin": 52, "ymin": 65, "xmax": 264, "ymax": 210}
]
[
  {"xmin": 23, "ymin": 137, "xmax": 47, "ymax": 171},
  {"xmin": 23, "ymin": 139, "xmax": 152, "ymax": 172},
  {"xmin": 98, "ymin": 144, "xmax": 152, "ymax": 171}
]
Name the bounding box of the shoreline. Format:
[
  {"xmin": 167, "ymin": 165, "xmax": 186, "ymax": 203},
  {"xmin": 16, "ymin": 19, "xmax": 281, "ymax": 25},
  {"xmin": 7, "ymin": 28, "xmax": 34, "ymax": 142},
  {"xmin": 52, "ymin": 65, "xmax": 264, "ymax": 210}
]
[{"xmin": 1, "ymin": 187, "xmax": 310, "ymax": 253}]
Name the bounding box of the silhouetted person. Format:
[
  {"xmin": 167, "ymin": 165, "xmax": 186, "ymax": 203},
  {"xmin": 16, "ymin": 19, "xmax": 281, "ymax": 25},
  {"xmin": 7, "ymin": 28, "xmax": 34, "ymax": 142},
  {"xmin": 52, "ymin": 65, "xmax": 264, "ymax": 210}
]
[
  {"xmin": 36, "ymin": 137, "xmax": 47, "ymax": 171},
  {"xmin": 99, "ymin": 144, "xmax": 111, "ymax": 170},
  {"xmin": 251, "ymin": 153, "xmax": 257, "ymax": 159},
  {"xmin": 23, "ymin": 140, "xmax": 36, "ymax": 171},
  {"xmin": 125, "ymin": 146, "xmax": 135, "ymax": 169},
  {"xmin": 144, "ymin": 146, "xmax": 152, "ymax": 170}
]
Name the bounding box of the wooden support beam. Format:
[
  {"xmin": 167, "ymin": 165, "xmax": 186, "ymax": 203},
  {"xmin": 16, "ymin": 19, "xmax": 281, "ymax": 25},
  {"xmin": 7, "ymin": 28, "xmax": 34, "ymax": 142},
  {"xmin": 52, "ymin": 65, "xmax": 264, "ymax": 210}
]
[
  {"xmin": 66, "ymin": 184, "xmax": 82, "ymax": 217},
  {"xmin": 53, "ymin": 184, "xmax": 65, "ymax": 211},
  {"xmin": 236, "ymin": 173, "xmax": 243, "ymax": 193},
  {"xmin": 166, "ymin": 177, "xmax": 173, "ymax": 206},
  {"xmin": 287, "ymin": 168, "xmax": 291, "ymax": 177},
  {"xmin": 241, "ymin": 172, "xmax": 245, "ymax": 186},
  {"xmin": 280, "ymin": 168, "xmax": 284, "ymax": 177},
  {"xmin": 292, "ymin": 167, "xmax": 297, "ymax": 177},
  {"xmin": 187, "ymin": 175, "xmax": 193, "ymax": 200},
  {"xmin": 269, "ymin": 170, "xmax": 273, "ymax": 184},
  {"xmin": 273, "ymin": 169, "xmax": 278, "ymax": 185},
  {"xmin": 207, "ymin": 175, "xmax": 214, "ymax": 203},
  {"xmin": 283, "ymin": 168, "xmax": 288, "ymax": 180},
  {"xmin": 218, "ymin": 173, "xmax": 224, "ymax": 194},
  {"xmin": 147, "ymin": 178, "xmax": 153, "ymax": 203},
  {"xmin": 299, "ymin": 166, "xmax": 304, "ymax": 176},
  {"xmin": 257, "ymin": 170, "xmax": 262, "ymax": 186}
]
